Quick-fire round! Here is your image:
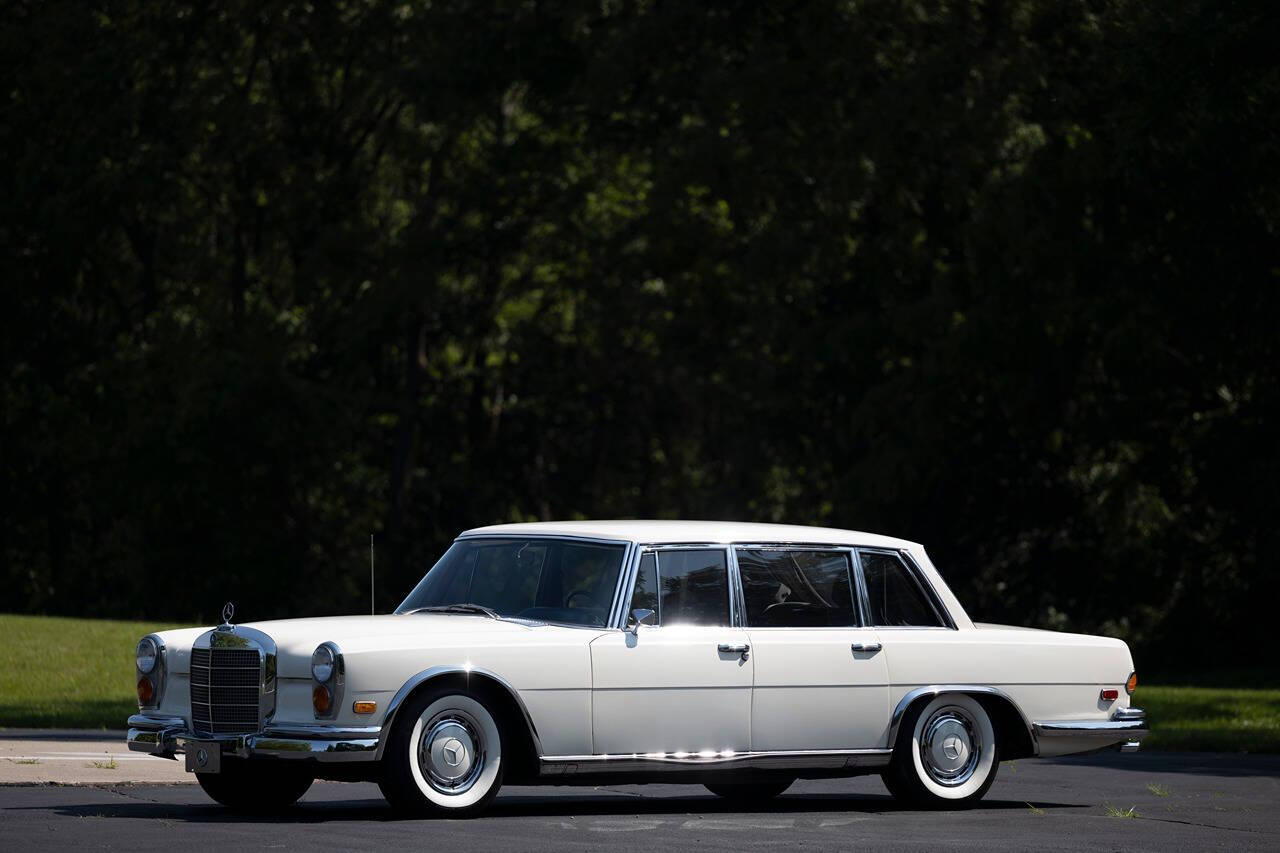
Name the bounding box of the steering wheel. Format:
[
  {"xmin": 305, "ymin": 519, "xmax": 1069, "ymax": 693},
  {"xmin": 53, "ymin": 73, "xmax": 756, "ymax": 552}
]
[
  {"xmin": 763, "ymin": 600, "xmax": 812, "ymax": 614},
  {"xmin": 565, "ymin": 589, "xmax": 595, "ymax": 609}
]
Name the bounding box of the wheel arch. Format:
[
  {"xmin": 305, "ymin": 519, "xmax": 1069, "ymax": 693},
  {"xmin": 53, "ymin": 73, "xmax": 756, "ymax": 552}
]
[
  {"xmin": 889, "ymin": 685, "xmax": 1037, "ymax": 760},
  {"xmin": 375, "ymin": 666, "xmax": 543, "ymax": 781}
]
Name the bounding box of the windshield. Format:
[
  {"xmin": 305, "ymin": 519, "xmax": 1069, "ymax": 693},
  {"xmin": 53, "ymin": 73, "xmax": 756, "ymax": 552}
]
[{"xmin": 395, "ymin": 538, "xmax": 628, "ymax": 627}]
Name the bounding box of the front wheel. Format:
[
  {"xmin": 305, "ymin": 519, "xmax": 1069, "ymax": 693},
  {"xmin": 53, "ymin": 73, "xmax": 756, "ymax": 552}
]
[
  {"xmin": 705, "ymin": 778, "xmax": 794, "ymax": 802},
  {"xmin": 882, "ymin": 693, "xmax": 999, "ymax": 808},
  {"xmin": 195, "ymin": 759, "xmax": 313, "ymax": 812},
  {"xmin": 378, "ymin": 686, "xmax": 505, "ymax": 817}
]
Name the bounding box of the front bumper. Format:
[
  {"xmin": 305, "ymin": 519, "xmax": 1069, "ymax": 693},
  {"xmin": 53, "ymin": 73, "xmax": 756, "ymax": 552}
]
[
  {"xmin": 127, "ymin": 714, "xmax": 382, "ymax": 763},
  {"xmin": 1032, "ymin": 706, "xmax": 1149, "ymax": 753}
]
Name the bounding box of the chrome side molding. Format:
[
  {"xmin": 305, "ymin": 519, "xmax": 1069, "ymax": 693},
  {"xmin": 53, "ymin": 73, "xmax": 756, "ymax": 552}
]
[{"xmin": 539, "ymin": 748, "xmax": 892, "ymax": 776}]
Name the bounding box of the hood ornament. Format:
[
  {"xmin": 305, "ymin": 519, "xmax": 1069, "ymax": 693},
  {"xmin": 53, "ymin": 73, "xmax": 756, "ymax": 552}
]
[{"xmin": 219, "ymin": 601, "xmax": 235, "ymax": 629}]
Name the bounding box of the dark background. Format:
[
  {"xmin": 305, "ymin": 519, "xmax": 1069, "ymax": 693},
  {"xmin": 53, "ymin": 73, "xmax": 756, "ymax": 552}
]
[{"xmin": 2, "ymin": 1, "xmax": 1276, "ymax": 675}]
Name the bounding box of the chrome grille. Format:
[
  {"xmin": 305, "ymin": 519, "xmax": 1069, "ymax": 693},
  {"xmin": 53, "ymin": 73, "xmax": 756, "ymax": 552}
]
[{"xmin": 190, "ymin": 646, "xmax": 262, "ymax": 735}]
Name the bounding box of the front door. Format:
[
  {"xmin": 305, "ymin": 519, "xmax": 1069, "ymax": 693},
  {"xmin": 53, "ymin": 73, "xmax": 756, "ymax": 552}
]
[
  {"xmin": 589, "ymin": 548, "xmax": 753, "ymax": 755},
  {"xmin": 736, "ymin": 547, "xmax": 891, "ymax": 750}
]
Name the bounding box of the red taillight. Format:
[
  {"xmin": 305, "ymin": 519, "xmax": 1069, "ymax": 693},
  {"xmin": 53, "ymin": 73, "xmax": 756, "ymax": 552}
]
[
  {"xmin": 1100, "ymin": 688, "xmax": 1119, "ymax": 701},
  {"xmin": 313, "ymin": 684, "xmax": 331, "ymax": 714},
  {"xmin": 137, "ymin": 676, "xmax": 154, "ymax": 705}
]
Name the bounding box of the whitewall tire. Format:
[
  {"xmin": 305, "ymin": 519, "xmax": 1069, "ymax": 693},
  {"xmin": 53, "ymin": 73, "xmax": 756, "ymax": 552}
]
[
  {"xmin": 882, "ymin": 693, "xmax": 999, "ymax": 808},
  {"xmin": 379, "ymin": 687, "xmax": 505, "ymax": 816}
]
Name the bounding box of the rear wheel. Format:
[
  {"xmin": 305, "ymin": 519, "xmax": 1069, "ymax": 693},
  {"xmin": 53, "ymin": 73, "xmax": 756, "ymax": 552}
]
[
  {"xmin": 882, "ymin": 693, "xmax": 999, "ymax": 808},
  {"xmin": 378, "ymin": 686, "xmax": 505, "ymax": 817},
  {"xmin": 195, "ymin": 759, "xmax": 313, "ymax": 812},
  {"xmin": 704, "ymin": 778, "xmax": 794, "ymax": 802}
]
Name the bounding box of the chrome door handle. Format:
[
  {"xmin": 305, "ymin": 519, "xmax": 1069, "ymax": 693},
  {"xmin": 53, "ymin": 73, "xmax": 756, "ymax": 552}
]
[
  {"xmin": 850, "ymin": 642, "xmax": 882, "ymax": 654},
  {"xmin": 718, "ymin": 642, "xmax": 750, "ymax": 660}
]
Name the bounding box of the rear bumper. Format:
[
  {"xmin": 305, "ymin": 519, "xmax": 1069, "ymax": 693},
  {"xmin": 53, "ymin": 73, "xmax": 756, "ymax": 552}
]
[
  {"xmin": 1033, "ymin": 706, "xmax": 1148, "ymax": 753},
  {"xmin": 127, "ymin": 714, "xmax": 381, "ymax": 764}
]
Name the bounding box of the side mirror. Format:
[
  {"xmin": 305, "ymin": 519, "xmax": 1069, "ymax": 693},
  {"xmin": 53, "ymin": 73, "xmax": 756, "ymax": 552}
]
[{"xmin": 627, "ymin": 608, "xmax": 656, "ymax": 635}]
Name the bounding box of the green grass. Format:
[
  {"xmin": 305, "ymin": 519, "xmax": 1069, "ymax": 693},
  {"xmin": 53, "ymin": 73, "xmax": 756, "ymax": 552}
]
[
  {"xmin": 0, "ymin": 614, "xmax": 182, "ymax": 729},
  {"xmin": 1103, "ymin": 803, "xmax": 1140, "ymax": 818},
  {"xmin": 1, "ymin": 613, "xmax": 1279, "ymax": 750},
  {"xmin": 1137, "ymin": 685, "xmax": 1280, "ymax": 752}
]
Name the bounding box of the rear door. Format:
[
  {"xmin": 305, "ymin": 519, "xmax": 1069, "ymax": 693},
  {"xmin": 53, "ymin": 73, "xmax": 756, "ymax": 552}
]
[
  {"xmin": 738, "ymin": 547, "xmax": 891, "ymax": 750},
  {"xmin": 589, "ymin": 547, "xmax": 753, "ymax": 755}
]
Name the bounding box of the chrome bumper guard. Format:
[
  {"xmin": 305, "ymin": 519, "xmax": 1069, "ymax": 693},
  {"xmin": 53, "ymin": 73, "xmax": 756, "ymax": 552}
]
[
  {"xmin": 1032, "ymin": 706, "xmax": 1148, "ymax": 752},
  {"xmin": 127, "ymin": 714, "xmax": 381, "ymax": 763}
]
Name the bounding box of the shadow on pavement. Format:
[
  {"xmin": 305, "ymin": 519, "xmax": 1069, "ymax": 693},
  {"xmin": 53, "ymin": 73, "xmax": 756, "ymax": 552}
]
[
  {"xmin": 1048, "ymin": 752, "xmax": 1280, "ymax": 778},
  {"xmin": 25, "ymin": 792, "xmax": 1085, "ymax": 824}
]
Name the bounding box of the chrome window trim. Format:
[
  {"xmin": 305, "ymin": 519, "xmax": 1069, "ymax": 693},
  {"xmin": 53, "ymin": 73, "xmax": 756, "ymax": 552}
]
[
  {"xmin": 849, "ymin": 547, "xmax": 874, "ymax": 627},
  {"xmin": 726, "ymin": 545, "xmax": 746, "ymax": 628},
  {"xmin": 640, "ymin": 542, "xmax": 727, "ymax": 550},
  {"xmin": 607, "ymin": 541, "xmax": 641, "ymax": 629},
  {"xmin": 854, "ymin": 547, "xmax": 955, "ymax": 630},
  {"xmin": 618, "ymin": 545, "xmax": 742, "ymax": 629},
  {"xmin": 455, "ymin": 532, "xmax": 634, "ymax": 547},
  {"xmin": 649, "ymin": 546, "xmax": 735, "ymax": 628},
  {"xmin": 733, "ymin": 545, "xmax": 863, "ymax": 629},
  {"xmin": 898, "ymin": 549, "xmax": 957, "ymax": 630},
  {"xmin": 637, "ymin": 551, "xmax": 662, "ymax": 625}
]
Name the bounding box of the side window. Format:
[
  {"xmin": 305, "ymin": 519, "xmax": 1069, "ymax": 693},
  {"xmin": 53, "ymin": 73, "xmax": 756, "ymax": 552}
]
[
  {"xmin": 628, "ymin": 552, "xmax": 659, "ymax": 615},
  {"xmin": 636, "ymin": 549, "xmax": 730, "ymax": 626},
  {"xmin": 738, "ymin": 549, "xmax": 859, "ymax": 627},
  {"xmin": 858, "ymin": 551, "xmax": 946, "ymax": 627}
]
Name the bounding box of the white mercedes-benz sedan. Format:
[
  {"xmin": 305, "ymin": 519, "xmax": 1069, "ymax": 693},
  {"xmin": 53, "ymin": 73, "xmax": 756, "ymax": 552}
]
[{"xmin": 127, "ymin": 521, "xmax": 1147, "ymax": 815}]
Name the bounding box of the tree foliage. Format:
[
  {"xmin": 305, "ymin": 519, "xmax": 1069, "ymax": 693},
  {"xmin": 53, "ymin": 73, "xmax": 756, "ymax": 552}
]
[{"xmin": 2, "ymin": 0, "xmax": 1276, "ymax": 671}]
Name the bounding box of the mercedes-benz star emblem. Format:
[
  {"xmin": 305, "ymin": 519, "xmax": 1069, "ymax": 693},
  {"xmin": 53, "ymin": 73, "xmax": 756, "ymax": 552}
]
[
  {"xmin": 221, "ymin": 601, "xmax": 235, "ymax": 624},
  {"xmin": 442, "ymin": 739, "xmax": 464, "ymax": 767},
  {"xmin": 196, "ymin": 747, "xmax": 209, "ymax": 768}
]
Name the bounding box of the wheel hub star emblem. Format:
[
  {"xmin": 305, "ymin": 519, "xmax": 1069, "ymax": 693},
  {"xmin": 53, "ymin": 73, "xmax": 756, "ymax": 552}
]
[{"xmin": 442, "ymin": 739, "xmax": 464, "ymax": 767}]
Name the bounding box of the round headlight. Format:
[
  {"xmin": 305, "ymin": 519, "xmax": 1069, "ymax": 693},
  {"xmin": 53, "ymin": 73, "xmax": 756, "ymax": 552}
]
[
  {"xmin": 311, "ymin": 645, "xmax": 335, "ymax": 683},
  {"xmin": 136, "ymin": 637, "xmax": 158, "ymax": 674}
]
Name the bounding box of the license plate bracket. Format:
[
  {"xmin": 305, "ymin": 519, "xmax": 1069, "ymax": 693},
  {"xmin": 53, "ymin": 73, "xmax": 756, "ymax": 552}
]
[{"xmin": 185, "ymin": 740, "xmax": 222, "ymax": 774}]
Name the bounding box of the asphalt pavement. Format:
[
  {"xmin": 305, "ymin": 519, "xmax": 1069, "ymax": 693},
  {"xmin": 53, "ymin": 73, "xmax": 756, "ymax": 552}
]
[{"xmin": 2, "ymin": 751, "xmax": 1276, "ymax": 851}]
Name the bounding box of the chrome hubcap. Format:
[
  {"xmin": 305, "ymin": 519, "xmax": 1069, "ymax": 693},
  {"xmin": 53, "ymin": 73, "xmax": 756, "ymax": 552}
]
[
  {"xmin": 418, "ymin": 712, "xmax": 485, "ymax": 794},
  {"xmin": 919, "ymin": 706, "xmax": 981, "ymax": 786}
]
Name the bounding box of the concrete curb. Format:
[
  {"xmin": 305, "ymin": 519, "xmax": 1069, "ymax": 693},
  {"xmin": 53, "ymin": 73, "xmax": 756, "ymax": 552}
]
[{"xmin": 0, "ymin": 729, "xmax": 127, "ymax": 741}]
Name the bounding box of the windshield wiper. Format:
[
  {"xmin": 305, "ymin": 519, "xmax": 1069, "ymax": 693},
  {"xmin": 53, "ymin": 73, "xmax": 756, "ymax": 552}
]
[{"xmin": 402, "ymin": 603, "xmax": 501, "ymax": 619}]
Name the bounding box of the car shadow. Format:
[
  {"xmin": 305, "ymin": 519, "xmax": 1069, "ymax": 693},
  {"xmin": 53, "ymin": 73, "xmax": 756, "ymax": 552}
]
[
  {"xmin": 27, "ymin": 791, "xmax": 1085, "ymax": 824},
  {"xmin": 1046, "ymin": 752, "xmax": 1280, "ymax": 778}
]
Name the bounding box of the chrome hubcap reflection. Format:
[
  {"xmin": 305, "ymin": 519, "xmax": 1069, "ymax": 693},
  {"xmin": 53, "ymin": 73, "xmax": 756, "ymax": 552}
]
[
  {"xmin": 418, "ymin": 712, "xmax": 485, "ymax": 795},
  {"xmin": 919, "ymin": 706, "xmax": 981, "ymax": 786}
]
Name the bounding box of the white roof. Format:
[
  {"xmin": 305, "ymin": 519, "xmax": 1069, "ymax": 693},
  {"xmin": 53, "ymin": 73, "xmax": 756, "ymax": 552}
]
[{"xmin": 459, "ymin": 520, "xmax": 918, "ymax": 550}]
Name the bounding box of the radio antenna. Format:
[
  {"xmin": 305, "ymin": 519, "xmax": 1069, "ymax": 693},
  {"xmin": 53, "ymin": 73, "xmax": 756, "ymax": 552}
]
[{"xmin": 370, "ymin": 533, "xmax": 375, "ymax": 615}]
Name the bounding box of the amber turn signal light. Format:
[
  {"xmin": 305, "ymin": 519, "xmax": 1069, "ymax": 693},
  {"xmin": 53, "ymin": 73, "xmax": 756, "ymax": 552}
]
[
  {"xmin": 312, "ymin": 684, "xmax": 331, "ymax": 714},
  {"xmin": 1126, "ymin": 672, "xmax": 1138, "ymax": 695},
  {"xmin": 352, "ymin": 700, "xmax": 377, "ymax": 714},
  {"xmin": 137, "ymin": 676, "xmax": 154, "ymax": 705}
]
